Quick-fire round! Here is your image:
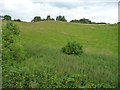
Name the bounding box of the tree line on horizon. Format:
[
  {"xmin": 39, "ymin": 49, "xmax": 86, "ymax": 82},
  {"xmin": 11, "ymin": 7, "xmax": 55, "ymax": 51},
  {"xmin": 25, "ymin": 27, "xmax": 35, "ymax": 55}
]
[
  {"xmin": 31, "ymin": 15, "xmax": 67, "ymax": 22},
  {"xmin": 0, "ymin": 15, "xmax": 112, "ymax": 24}
]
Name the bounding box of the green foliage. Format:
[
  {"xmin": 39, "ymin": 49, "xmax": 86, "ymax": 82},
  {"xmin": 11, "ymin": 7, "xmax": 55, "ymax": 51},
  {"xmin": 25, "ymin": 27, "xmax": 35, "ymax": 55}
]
[
  {"xmin": 2, "ymin": 22, "xmax": 25, "ymax": 61},
  {"xmin": 2, "ymin": 63, "xmax": 116, "ymax": 88},
  {"xmin": 70, "ymin": 18, "xmax": 92, "ymax": 24},
  {"xmin": 2, "ymin": 64, "xmax": 31, "ymax": 88},
  {"xmin": 13, "ymin": 19, "xmax": 22, "ymax": 22},
  {"xmin": 9, "ymin": 43, "xmax": 25, "ymax": 61},
  {"xmin": 3, "ymin": 15, "xmax": 11, "ymax": 21},
  {"xmin": 46, "ymin": 15, "xmax": 51, "ymax": 20},
  {"xmin": 62, "ymin": 41, "xmax": 83, "ymax": 55},
  {"xmin": 2, "ymin": 21, "xmax": 118, "ymax": 88},
  {"xmin": 32, "ymin": 16, "xmax": 41, "ymax": 22},
  {"xmin": 56, "ymin": 15, "xmax": 67, "ymax": 22},
  {"xmin": 79, "ymin": 18, "xmax": 91, "ymax": 24}
]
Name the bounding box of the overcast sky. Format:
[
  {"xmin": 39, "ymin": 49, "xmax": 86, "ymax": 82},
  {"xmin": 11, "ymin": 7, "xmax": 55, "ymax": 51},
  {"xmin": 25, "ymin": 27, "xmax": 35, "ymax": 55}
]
[{"xmin": 0, "ymin": 0, "xmax": 119, "ymax": 23}]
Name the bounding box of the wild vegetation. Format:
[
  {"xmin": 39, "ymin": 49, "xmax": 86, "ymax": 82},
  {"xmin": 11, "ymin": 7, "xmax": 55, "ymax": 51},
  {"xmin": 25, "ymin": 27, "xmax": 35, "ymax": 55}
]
[
  {"xmin": 62, "ymin": 40, "xmax": 83, "ymax": 55},
  {"xmin": 2, "ymin": 22, "xmax": 25, "ymax": 61},
  {"xmin": 1, "ymin": 15, "xmax": 111, "ymax": 24},
  {"xmin": 2, "ymin": 20, "xmax": 118, "ymax": 88}
]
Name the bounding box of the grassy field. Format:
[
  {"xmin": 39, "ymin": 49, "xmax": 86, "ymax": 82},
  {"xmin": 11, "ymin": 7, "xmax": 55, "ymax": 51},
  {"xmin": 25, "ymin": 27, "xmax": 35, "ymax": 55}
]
[{"xmin": 2, "ymin": 21, "xmax": 118, "ymax": 88}]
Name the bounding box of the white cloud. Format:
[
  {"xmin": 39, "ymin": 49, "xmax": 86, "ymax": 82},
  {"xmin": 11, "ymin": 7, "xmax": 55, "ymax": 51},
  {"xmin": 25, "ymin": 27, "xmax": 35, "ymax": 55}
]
[{"xmin": 0, "ymin": 0, "xmax": 119, "ymax": 23}]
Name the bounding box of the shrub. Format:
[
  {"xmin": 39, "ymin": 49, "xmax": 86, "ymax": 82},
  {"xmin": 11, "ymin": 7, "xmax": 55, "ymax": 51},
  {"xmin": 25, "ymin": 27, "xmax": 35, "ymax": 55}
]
[
  {"xmin": 2, "ymin": 22, "xmax": 25, "ymax": 61},
  {"xmin": 62, "ymin": 41, "xmax": 83, "ymax": 55},
  {"xmin": 9, "ymin": 43, "xmax": 25, "ymax": 61}
]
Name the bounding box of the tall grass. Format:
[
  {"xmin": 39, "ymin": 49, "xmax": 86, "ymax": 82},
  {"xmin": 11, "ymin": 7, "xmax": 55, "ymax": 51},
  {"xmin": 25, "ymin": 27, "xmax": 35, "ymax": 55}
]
[{"xmin": 2, "ymin": 21, "xmax": 118, "ymax": 88}]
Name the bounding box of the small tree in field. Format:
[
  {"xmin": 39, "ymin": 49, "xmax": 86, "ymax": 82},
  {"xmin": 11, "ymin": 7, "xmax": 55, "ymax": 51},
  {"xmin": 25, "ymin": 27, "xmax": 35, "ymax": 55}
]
[
  {"xmin": 62, "ymin": 41, "xmax": 83, "ymax": 55},
  {"xmin": 2, "ymin": 22, "xmax": 25, "ymax": 61}
]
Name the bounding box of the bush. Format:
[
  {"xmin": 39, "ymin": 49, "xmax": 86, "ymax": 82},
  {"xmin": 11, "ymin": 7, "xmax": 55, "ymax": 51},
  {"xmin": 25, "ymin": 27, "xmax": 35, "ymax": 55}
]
[
  {"xmin": 62, "ymin": 41, "xmax": 83, "ymax": 55},
  {"xmin": 2, "ymin": 22, "xmax": 25, "ymax": 61},
  {"xmin": 9, "ymin": 43, "xmax": 25, "ymax": 61}
]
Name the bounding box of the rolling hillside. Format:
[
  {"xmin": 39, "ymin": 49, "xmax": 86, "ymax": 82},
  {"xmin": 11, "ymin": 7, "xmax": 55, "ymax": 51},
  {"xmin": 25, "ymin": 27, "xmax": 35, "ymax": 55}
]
[{"xmin": 2, "ymin": 21, "xmax": 118, "ymax": 88}]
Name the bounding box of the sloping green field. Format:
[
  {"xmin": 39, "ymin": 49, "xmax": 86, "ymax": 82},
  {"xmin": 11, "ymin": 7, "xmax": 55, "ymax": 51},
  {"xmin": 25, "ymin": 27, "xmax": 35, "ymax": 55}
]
[
  {"xmin": 19, "ymin": 21, "xmax": 118, "ymax": 56},
  {"xmin": 3, "ymin": 21, "xmax": 118, "ymax": 88}
]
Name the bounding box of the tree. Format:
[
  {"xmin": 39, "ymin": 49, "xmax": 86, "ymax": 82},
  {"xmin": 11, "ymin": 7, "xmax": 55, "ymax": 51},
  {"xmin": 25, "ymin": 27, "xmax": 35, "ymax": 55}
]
[
  {"xmin": 56, "ymin": 16, "xmax": 58, "ymax": 21},
  {"xmin": 62, "ymin": 16, "xmax": 67, "ymax": 21},
  {"xmin": 70, "ymin": 19, "xmax": 79, "ymax": 23},
  {"xmin": 96, "ymin": 22, "xmax": 107, "ymax": 24},
  {"xmin": 56, "ymin": 15, "xmax": 62, "ymax": 21},
  {"xmin": 117, "ymin": 22, "xmax": 120, "ymax": 24},
  {"xmin": 46, "ymin": 15, "xmax": 51, "ymax": 20},
  {"xmin": 14, "ymin": 19, "xmax": 21, "ymax": 22},
  {"xmin": 56, "ymin": 15, "xmax": 67, "ymax": 22},
  {"xmin": 33, "ymin": 16, "xmax": 41, "ymax": 22},
  {"xmin": 70, "ymin": 18, "xmax": 92, "ymax": 24},
  {"xmin": 3, "ymin": 15, "xmax": 11, "ymax": 20},
  {"xmin": 79, "ymin": 18, "xmax": 91, "ymax": 24}
]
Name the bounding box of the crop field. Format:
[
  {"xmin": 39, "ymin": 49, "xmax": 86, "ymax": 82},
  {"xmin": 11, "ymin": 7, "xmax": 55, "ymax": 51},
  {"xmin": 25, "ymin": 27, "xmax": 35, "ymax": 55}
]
[{"xmin": 2, "ymin": 21, "xmax": 118, "ymax": 88}]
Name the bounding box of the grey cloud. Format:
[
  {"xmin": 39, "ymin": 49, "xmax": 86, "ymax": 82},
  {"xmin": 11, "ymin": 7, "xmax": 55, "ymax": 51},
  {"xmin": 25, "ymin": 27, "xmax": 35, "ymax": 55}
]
[
  {"xmin": 48, "ymin": 2, "xmax": 80, "ymax": 9},
  {"xmin": 33, "ymin": 1, "xmax": 80, "ymax": 9},
  {"xmin": 33, "ymin": 1, "xmax": 118, "ymax": 10}
]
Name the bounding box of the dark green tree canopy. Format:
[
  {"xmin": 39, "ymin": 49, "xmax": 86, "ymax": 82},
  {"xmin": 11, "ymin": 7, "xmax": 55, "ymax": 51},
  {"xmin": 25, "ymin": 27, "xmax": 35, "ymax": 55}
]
[
  {"xmin": 56, "ymin": 15, "xmax": 67, "ymax": 22},
  {"xmin": 33, "ymin": 16, "xmax": 41, "ymax": 22},
  {"xmin": 14, "ymin": 19, "xmax": 22, "ymax": 22},
  {"xmin": 70, "ymin": 18, "xmax": 92, "ymax": 24},
  {"xmin": 79, "ymin": 18, "xmax": 91, "ymax": 24},
  {"xmin": 46, "ymin": 15, "xmax": 51, "ymax": 20},
  {"xmin": 3, "ymin": 15, "xmax": 12, "ymax": 20}
]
